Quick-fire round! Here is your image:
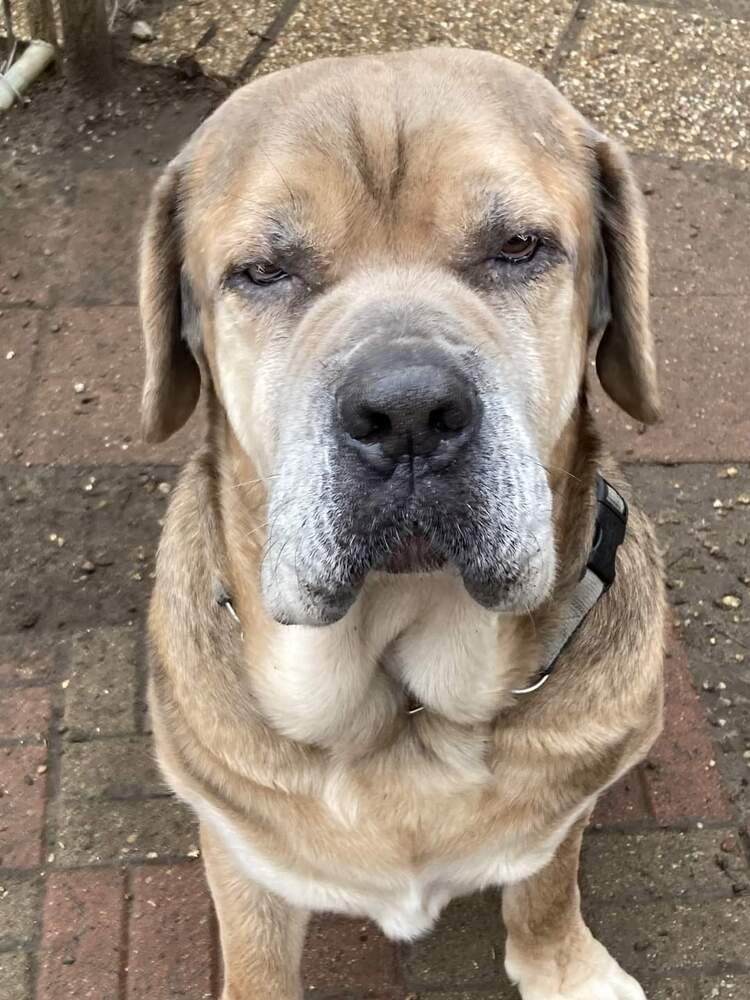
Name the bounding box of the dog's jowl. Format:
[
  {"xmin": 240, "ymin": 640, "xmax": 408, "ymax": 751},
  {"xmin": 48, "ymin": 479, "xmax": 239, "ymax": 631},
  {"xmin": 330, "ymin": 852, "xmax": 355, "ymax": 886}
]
[{"xmin": 140, "ymin": 48, "xmax": 664, "ymax": 1000}]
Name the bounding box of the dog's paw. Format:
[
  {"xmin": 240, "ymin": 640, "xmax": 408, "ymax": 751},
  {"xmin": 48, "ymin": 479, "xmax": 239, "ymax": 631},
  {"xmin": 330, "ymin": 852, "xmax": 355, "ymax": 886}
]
[{"xmin": 506, "ymin": 933, "xmax": 646, "ymax": 1000}]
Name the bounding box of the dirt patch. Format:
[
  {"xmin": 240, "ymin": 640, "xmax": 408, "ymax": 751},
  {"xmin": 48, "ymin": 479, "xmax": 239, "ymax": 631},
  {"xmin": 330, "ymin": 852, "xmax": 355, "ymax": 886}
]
[
  {"xmin": 1, "ymin": 54, "xmax": 224, "ymax": 177},
  {"xmin": 1, "ymin": 463, "xmax": 179, "ymax": 633}
]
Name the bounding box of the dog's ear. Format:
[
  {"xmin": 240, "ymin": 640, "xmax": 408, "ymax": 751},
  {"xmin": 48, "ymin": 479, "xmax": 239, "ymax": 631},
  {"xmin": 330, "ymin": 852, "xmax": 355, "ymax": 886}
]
[
  {"xmin": 589, "ymin": 134, "xmax": 660, "ymax": 424},
  {"xmin": 139, "ymin": 162, "xmax": 201, "ymax": 443}
]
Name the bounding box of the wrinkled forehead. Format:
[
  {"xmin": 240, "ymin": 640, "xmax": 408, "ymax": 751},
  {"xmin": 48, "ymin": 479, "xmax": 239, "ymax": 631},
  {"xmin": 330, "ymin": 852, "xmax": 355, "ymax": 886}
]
[{"xmin": 182, "ymin": 59, "xmax": 594, "ymax": 281}]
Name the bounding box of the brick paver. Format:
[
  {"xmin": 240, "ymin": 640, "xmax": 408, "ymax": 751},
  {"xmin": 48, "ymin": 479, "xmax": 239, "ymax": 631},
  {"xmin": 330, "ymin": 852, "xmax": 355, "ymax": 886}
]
[
  {"xmin": 0, "ymin": 310, "xmax": 39, "ymax": 463},
  {"xmin": 0, "ymin": 687, "xmax": 52, "ymax": 742},
  {"xmin": 402, "ymin": 894, "xmax": 503, "ymax": 992},
  {"xmin": 59, "ymin": 736, "xmax": 165, "ymax": 801},
  {"xmin": 580, "ymin": 827, "xmax": 749, "ymax": 902},
  {"xmin": 127, "ymin": 865, "xmax": 214, "ymax": 1000},
  {"xmin": 591, "ymin": 766, "xmax": 650, "ymax": 826},
  {"xmin": 590, "ymin": 897, "xmax": 750, "ymax": 973},
  {"xmin": 0, "ymin": 950, "xmax": 31, "ymax": 1000},
  {"xmin": 1, "ymin": 0, "xmax": 749, "ymax": 997},
  {"xmin": 0, "ymin": 874, "xmax": 43, "ymax": 947},
  {"xmin": 593, "ymin": 292, "xmax": 750, "ymax": 463},
  {"xmin": 0, "ymin": 745, "xmax": 48, "ymax": 869},
  {"xmin": 645, "ymin": 644, "xmax": 733, "ymax": 824},
  {"xmin": 62, "ymin": 169, "xmax": 157, "ymax": 308},
  {"xmin": 22, "ymin": 307, "xmax": 153, "ymax": 466},
  {"xmin": 0, "ymin": 168, "xmax": 73, "ymax": 308},
  {"xmin": 18, "ymin": 306, "xmax": 202, "ymax": 466},
  {"xmin": 62, "ymin": 627, "xmax": 140, "ymax": 739},
  {"xmin": 303, "ymin": 915, "xmax": 401, "ymax": 995},
  {"xmin": 37, "ymin": 869, "xmax": 126, "ymax": 1000},
  {"xmin": 0, "ymin": 634, "xmax": 58, "ymax": 687},
  {"xmin": 55, "ymin": 796, "xmax": 197, "ymax": 866}
]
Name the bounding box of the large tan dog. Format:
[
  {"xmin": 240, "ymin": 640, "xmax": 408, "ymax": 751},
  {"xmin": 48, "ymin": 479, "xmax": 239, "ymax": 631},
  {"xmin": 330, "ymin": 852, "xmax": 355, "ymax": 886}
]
[{"xmin": 140, "ymin": 48, "xmax": 665, "ymax": 999}]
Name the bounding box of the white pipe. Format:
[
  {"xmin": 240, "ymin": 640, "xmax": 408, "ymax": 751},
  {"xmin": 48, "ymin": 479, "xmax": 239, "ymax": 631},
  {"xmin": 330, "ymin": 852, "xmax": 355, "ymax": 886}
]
[{"xmin": 0, "ymin": 40, "xmax": 55, "ymax": 111}]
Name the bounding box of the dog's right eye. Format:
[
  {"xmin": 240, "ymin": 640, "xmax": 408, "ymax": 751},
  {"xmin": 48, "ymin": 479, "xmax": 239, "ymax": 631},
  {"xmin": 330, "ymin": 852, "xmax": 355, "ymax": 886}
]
[
  {"xmin": 243, "ymin": 261, "xmax": 289, "ymax": 285},
  {"xmin": 224, "ymin": 259, "xmax": 301, "ymax": 299}
]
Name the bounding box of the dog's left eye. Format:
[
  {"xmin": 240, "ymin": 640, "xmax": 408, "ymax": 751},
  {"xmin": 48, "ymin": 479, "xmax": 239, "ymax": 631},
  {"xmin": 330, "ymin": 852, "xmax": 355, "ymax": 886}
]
[
  {"xmin": 244, "ymin": 261, "xmax": 289, "ymax": 285},
  {"xmin": 496, "ymin": 234, "xmax": 540, "ymax": 263}
]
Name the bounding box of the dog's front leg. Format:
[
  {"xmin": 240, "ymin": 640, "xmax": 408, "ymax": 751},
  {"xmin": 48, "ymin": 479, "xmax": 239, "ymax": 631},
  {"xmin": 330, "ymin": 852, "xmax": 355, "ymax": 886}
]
[
  {"xmin": 201, "ymin": 823, "xmax": 309, "ymax": 999},
  {"xmin": 502, "ymin": 817, "xmax": 645, "ymax": 1000}
]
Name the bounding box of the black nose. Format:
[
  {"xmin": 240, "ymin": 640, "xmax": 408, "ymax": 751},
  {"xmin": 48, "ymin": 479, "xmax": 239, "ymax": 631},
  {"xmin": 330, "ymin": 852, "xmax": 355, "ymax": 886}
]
[{"xmin": 336, "ymin": 359, "xmax": 479, "ymax": 471}]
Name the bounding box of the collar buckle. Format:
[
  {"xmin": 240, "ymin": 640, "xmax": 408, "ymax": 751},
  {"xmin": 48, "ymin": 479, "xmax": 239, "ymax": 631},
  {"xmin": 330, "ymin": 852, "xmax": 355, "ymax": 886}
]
[{"xmin": 586, "ymin": 475, "xmax": 628, "ymax": 591}]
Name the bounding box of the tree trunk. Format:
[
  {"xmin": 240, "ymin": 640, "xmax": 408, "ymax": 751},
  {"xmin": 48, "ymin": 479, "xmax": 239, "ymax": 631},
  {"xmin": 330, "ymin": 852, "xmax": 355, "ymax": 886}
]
[
  {"xmin": 59, "ymin": 0, "xmax": 114, "ymax": 91},
  {"xmin": 2, "ymin": 0, "xmax": 15, "ymax": 52},
  {"xmin": 28, "ymin": 0, "xmax": 59, "ymax": 45}
]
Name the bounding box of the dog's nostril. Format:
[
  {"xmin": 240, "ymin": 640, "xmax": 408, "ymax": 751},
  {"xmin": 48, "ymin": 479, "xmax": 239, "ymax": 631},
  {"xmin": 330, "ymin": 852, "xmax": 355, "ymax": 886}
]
[
  {"xmin": 429, "ymin": 405, "xmax": 468, "ymax": 435},
  {"xmin": 353, "ymin": 409, "xmax": 392, "ymax": 443}
]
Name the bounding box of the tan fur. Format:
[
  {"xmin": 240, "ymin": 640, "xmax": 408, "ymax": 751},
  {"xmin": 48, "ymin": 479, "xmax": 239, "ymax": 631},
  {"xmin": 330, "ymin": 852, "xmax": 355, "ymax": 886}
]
[{"xmin": 140, "ymin": 49, "xmax": 665, "ymax": 999}]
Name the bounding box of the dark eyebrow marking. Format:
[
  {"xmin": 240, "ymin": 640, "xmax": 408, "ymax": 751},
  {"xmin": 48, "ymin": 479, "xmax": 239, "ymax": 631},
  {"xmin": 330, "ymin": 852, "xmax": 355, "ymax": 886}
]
[
  {"xmin": 346, "ymin": 106, "xmax": 381, "ymax": 202},
  {"xmin": 345, "ymin": 103, "xmax": 408, "ymax": 204},
  {"xmin": 389, "ymin": 113, "xmax": 407, "ymax": 202},
  {"xmin": 264, "ymin": 214, "xmax": 312, "ymax": 255},
  {"xmin": 470, "ymin": 194, "xmax": 533, "ymax": 236}
]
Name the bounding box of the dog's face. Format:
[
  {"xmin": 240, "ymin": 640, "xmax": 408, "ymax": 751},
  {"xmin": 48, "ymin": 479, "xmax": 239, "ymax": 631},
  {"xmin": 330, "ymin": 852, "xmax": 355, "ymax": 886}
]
[{"xmin": 140, "ymin": 49, "xmax": 659, "ymax": 626}]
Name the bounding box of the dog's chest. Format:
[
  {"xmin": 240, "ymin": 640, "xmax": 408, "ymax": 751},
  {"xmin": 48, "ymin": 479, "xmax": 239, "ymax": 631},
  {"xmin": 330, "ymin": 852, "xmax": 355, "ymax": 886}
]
[
  {"xmin": 197, "ymin": 787, "xmax": 578, "ymax": 940},
  {"xmin": 197, "ymin": 578, "xmax": 561, "ymax": 936},
  {"xmin": 256, "ymin": 575, "xmax": 532, "ymax": 746}
]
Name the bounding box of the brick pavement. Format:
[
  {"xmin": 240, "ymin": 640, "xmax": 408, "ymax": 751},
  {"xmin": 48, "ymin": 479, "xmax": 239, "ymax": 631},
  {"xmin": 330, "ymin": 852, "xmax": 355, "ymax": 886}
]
[{"xmin": 1, "ymin": 0, "xmax": 750, "ymax": 997}]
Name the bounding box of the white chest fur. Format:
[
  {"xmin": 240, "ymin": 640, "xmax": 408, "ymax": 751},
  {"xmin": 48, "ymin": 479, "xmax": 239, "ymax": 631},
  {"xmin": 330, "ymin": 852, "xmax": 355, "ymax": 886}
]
[
  {"xmin": 182, "ymin": 780, "xmax": 590, "ymax": 940},
  {"xmin": 251, "ymin": 570, "xmax": 535, "ymax": 748}
]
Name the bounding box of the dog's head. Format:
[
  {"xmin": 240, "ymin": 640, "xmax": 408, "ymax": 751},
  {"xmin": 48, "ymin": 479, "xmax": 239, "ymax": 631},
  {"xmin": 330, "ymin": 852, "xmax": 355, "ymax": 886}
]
[{"xmin": 140, "ymin": 49, "xmax": 658, "ymax": 626}]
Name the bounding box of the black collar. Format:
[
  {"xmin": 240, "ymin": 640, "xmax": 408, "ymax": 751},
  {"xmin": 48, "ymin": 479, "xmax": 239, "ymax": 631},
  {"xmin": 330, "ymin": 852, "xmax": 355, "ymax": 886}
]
[{"xmin": 511, "ymin": 473, "xmax": 628, "ymax": 694}]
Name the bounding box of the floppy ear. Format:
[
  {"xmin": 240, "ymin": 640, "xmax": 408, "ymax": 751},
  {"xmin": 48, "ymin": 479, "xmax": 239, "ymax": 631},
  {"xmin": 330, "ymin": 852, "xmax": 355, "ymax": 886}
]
[
  {"xmin": 589, "ymin": 134, "xmax": 661, "ymax": 424},
  {"xmin": 139, "ymin": 163, "xmax": 201, "ymax": 443}
]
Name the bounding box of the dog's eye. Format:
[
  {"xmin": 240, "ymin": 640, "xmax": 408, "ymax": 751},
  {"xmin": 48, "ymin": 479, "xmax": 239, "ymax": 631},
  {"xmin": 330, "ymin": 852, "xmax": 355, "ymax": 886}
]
[
  {"xmin": 244, "ymin": 261, "xmax": 289, "ymax": 285},
  {"xmin": 496, "ymin": 234, "xmax": 539, "ymax": 263}
]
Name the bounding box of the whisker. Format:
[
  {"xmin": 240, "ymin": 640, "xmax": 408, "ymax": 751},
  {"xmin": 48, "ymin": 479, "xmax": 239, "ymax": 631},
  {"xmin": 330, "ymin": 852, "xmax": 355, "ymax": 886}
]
[
  {"xmin": 517, "ymin": 452, "xmax": 582, "ymax": 484},
  {"xmin": 251, "ymin": 494, "xmax": 300, "ymax": 554},
  {"xmin": 231, "ymin": 473, "xmax": 282, "ymax": 492},
  {"xmin": 292, "ymin": 514, "xmax": 310, "ymax": 595},
  {"xmin": 524, "ymin": 605, "xmax": 538, "ymax": 640},
  {"xmin": 257, "ymin": 143, "xmax": 299, "ymax": 211}
]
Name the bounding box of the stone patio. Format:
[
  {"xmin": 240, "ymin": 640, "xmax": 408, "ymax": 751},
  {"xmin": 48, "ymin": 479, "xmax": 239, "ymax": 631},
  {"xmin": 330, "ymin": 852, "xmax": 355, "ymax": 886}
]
[{"xmin": 1, "ymin": 0, "xmax": 749, "ymax": 997}]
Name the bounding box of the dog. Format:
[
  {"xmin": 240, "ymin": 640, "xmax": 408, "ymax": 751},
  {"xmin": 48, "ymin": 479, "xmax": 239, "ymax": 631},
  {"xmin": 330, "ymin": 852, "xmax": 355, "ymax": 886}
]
[{"xmin": 140, "ymin": 48, "xmax": 665, "ymax": 999}]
